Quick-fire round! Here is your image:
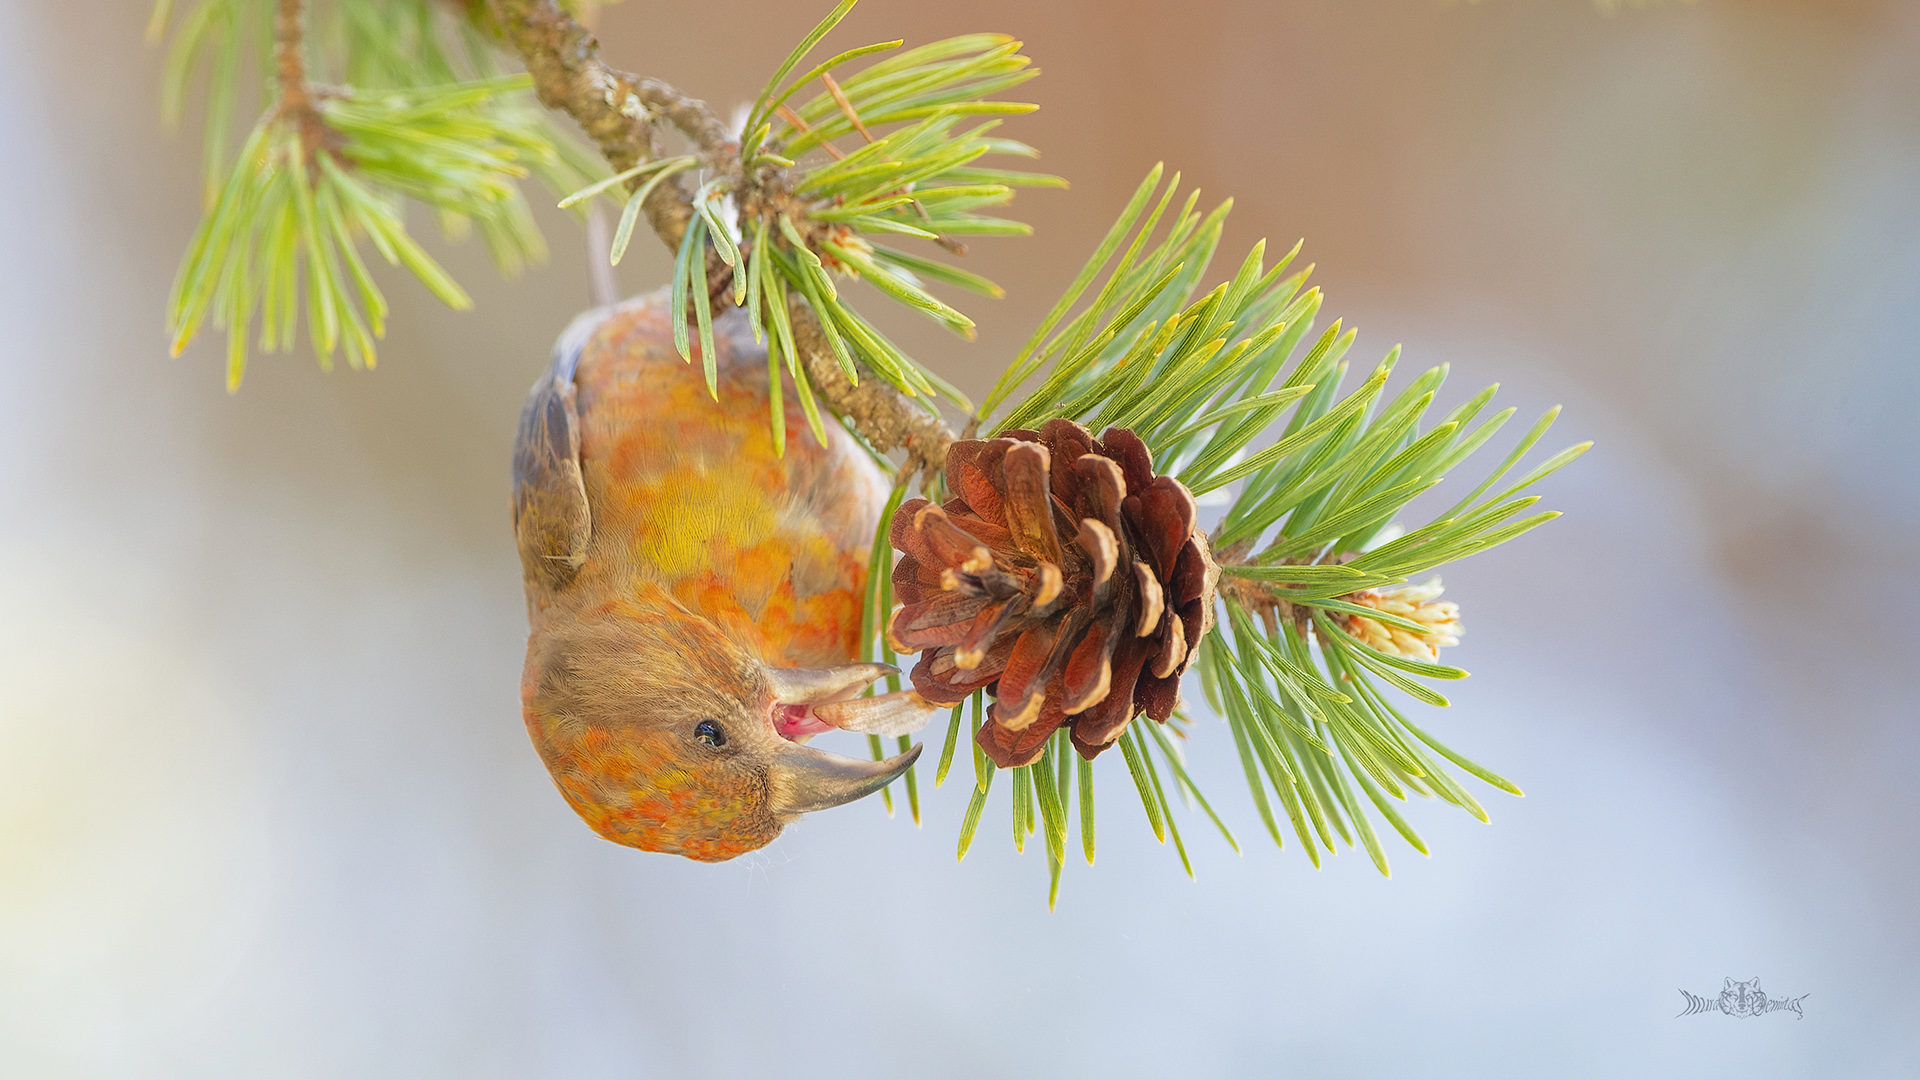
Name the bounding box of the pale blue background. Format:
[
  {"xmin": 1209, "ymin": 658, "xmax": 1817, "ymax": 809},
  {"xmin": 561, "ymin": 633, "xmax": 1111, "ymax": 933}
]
[{"xmin": 2, "ymin": 1, "xmax": 1915, "ymax": 1077}]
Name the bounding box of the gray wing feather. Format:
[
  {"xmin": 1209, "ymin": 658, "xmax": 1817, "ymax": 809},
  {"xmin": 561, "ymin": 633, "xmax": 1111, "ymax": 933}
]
[{"xmin": 512, "ymin": 308, "xmax": 606, "ymax": 592}]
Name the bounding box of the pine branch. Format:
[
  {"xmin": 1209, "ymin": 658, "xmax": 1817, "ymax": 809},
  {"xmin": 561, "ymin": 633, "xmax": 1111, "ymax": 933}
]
[
  {"xmin": 474, "ymin": 0, "xmax": 708, "ymax": 246},
  {"xmin": 272, "ymin": 0, "xmax": 313, "ymax": 118},
  {"xmin": 880, "ymin": 165, "xmax": 1587, "ymax": 899},
  {"xmin": 478, "ymin": 0, "xmax": 956, "ymax": 475},
  {"xmin": 157, "ymin": 0, "xmax": 610, "ymax": 383}
]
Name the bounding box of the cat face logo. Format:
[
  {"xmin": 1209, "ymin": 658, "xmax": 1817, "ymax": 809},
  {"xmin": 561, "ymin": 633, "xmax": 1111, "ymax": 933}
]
[
  {"xmin": 1677, "ymin": 977, "xmax": 1808, "ymax": 1019},
  {"xmin": 1719, "ymin": 978, "xmax": 1767, "ymax": 1017}
]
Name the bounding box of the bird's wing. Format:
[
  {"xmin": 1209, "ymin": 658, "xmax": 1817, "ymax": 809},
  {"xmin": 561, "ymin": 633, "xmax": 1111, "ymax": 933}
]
[{"xmin": 512, "ymin": 308, "xmax": 607, "ymax": 592}]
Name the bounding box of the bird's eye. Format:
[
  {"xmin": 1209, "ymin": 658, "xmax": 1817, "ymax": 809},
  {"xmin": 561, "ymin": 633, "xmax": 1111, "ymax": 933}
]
[{"xmin": 694, "ymin": 719, "xmax": 726, "ymax": 749}]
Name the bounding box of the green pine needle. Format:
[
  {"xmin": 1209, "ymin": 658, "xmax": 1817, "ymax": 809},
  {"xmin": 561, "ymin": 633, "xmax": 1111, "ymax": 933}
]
[
  {"xmin": 743, "ymin": 0, "xmax": 863, "ymax": 152},
  {"xmin": 840, "ymin": 163, "xmax": 1583, "ymax": 897},
  {"xmin": 163, "ymin": 59, "xmax": 605, "ymax": 386},
  {"xmin": 731, "ymin": 25, "xmax": 1056, "ymax": 417},
  {"xmin": 936, "ymin": 704, "xmax": 964, "ymax": 787}
]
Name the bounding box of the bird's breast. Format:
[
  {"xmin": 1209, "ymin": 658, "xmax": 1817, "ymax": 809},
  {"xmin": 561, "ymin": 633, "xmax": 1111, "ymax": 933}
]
[{"xmin": 568, "ymin": 296, "xmax": 888, "ymax": 670}]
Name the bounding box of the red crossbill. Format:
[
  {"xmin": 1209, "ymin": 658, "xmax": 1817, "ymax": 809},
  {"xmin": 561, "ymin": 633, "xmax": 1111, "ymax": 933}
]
[{"xmin": 513, "ymin": 290, "xmax": 934, "ymax": 862}]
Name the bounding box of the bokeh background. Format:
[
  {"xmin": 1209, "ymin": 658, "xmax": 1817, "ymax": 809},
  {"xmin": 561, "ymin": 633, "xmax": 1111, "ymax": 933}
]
[{"xmin": 3, "ymin": 0, "xmax": 1917, "ymax": 1076}]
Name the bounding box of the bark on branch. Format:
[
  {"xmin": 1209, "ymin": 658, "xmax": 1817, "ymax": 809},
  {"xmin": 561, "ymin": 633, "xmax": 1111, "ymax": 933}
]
[
  {"xmin": 272, "ymin": 0, "xmax": 334, "ymax": 154},
  {"xmin": 477, "ymin": 0, "xmax": 955, "ymax": 476}
]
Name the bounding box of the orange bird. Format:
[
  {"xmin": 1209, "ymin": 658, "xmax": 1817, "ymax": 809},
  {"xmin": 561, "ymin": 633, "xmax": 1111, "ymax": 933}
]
[{"xmin": 513, "ymin": 290, "xmax": 932, "ymax": 862}]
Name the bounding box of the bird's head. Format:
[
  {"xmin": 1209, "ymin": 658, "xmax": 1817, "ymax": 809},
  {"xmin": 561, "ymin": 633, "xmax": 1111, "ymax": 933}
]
[{"xmin": 522, "ymin": 595, "xmax": 920, "ymax": 861}]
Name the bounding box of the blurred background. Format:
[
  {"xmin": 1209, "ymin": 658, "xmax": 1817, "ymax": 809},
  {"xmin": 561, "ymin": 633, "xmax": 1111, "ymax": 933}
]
[{"xmin": 3, "ymin": 0, "xmax": 1917, "ymax": 1076}]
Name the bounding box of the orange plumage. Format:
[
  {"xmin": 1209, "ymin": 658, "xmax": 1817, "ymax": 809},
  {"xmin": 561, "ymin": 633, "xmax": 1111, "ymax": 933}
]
[
  {"xmin": 513, "ymin": 290, "xmax": 925, "ymax": 862},
  {"xmin": 565, "ymin": 296, "xmax": 881, "ymax": 668}
]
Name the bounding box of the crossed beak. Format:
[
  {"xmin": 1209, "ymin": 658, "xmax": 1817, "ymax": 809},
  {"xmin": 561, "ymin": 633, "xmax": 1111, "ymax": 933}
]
[
  {"xmin": 762, "ymin": 662, "xmax": 942, "ymax": 738},
  {"xmin": 761, "ymin": 662, "xmax": 936, "ymax": 818}
]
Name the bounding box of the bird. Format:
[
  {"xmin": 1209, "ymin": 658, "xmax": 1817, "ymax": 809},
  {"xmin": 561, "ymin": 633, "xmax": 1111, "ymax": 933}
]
[{"xmin": 512, "ymin": 288, "xmax": 934, "ymax": 862}]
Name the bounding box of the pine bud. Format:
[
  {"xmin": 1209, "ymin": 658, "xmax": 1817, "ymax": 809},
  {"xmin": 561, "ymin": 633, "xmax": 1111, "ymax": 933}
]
[{"xmin": 1341, "ymin": 578, "xmax": 1462, "ymax": 661}]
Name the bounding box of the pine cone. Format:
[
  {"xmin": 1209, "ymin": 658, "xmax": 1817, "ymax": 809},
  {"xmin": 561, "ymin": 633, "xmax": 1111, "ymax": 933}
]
[{"xmin": 889, "ymin": 419, "xmax": 1220, "ymax": 768}]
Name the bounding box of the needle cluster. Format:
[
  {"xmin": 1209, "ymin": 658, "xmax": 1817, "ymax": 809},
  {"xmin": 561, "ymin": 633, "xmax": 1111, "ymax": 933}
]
[{"xmin": 154, "ymin": 0, "xmax": 605, "ymax": 388}]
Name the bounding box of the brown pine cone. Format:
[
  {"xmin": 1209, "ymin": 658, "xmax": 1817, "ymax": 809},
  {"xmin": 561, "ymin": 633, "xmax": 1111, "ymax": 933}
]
[{"xmin": 889, "ymin": 419, "xmax": 1220, "ymax": 768}]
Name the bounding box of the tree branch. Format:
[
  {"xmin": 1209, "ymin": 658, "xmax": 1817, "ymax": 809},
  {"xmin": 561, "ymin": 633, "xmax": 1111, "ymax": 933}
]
[
  {"xmin": 272, "ymin": 0, "xmax": 333, "ymax": 154},
  {"xmin": 475, "ymin": 0, "xmax": 698, "ymax": 245},
  {"xmin": 786, "ymin": 293, "xmax": 957, "ymax": 474},
  {"xmin": 273, "ymin": 0, "xmax": 308, "ymax": 105},
  {"xmin": 476, "ymin": 0, "xmax": 954, "ymax": 476}
]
